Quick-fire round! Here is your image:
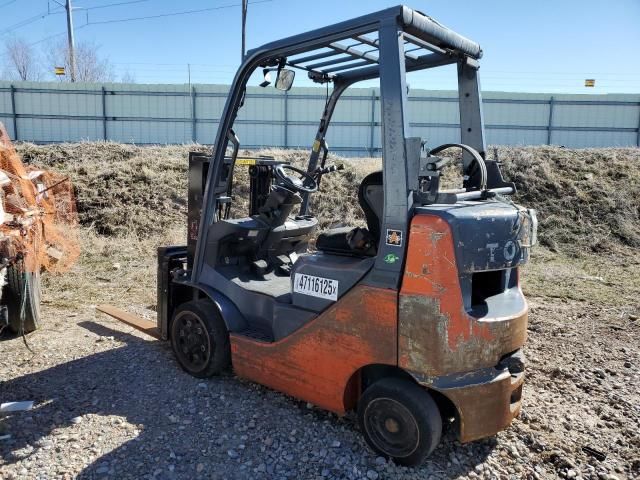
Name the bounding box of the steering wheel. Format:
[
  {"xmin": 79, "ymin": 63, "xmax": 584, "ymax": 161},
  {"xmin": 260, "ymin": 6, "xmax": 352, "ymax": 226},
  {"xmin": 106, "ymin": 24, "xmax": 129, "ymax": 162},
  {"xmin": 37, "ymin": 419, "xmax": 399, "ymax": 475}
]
[
  {"xmin": 429, "ymin": 143, "xmax": 488, "ymax": 190},
  {"xmin": 273, "ymin": 164, "xmax": 318, "ymax": 194}
]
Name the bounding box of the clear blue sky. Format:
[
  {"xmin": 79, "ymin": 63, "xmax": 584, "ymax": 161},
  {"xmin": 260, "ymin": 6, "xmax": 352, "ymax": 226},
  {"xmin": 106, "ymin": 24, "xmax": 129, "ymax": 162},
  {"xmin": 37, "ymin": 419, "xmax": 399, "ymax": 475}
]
[{"xmin": 1, "ymin": 0, "xmax": 639, "ymax": 93}]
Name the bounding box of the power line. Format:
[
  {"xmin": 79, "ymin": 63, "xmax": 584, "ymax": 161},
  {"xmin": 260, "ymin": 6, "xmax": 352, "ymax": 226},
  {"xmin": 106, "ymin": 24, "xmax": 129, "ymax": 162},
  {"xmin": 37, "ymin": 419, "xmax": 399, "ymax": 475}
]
[
  {"xmin": 85, "ymin": 0, "xmax": 272, "ymax": 26},
  {"xmin": 28, "ymin": 31, "xmax": 66, "ymax": 46},
  {"xmin": 25, "ymin": 1, "xmax": 147, "ymax": 48},
  {"xmin": 28, "ymin": 23, "xmax": 88, "ymax": 46},
  {"xmin": 0, "ymin": 0, "xmax": 17, "ymax": 9},
  {"xmin": 0, "ymin": 0, "xmax": 148, "ymax": 37},
  {"xmin": 81, "ymin": 0, "xmax": 149, "ymax": 11},
  {"xmin": 0, "ymin": 11, "xmax": 54, "ymax": 36}
]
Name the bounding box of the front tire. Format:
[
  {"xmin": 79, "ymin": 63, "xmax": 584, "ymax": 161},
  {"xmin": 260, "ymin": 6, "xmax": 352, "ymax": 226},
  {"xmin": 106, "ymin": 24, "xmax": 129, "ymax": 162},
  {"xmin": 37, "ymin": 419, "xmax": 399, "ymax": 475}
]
[
  {"xmin": 4, "ymin": 259, "xmax": 42, "ymax": 334},
  {"xmin": 358, "ymin": 377, "xmax": 442, "ymax": 466},
  {"xmin": 170, "ymin": 300, "xmax": 230, "ymax": 378}
]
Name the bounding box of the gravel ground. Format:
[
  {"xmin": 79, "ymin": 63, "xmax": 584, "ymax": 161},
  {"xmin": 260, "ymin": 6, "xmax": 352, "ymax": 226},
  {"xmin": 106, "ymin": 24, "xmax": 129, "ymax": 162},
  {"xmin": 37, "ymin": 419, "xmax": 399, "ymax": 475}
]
[{"xmin": 1, "ymin": 238, "xmax": 639, "ymax": 480}]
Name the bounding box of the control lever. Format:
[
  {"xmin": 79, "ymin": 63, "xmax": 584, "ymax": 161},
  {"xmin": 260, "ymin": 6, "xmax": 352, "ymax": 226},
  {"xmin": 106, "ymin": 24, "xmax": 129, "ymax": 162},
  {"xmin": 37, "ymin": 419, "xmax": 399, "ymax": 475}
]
[
  {"xmin": 311, "ymin": 164, "xmax": 344, "ymax": 192},
  {"xmin": 315, "ymin": 164, "xmax": 344, "ymax": 176}
]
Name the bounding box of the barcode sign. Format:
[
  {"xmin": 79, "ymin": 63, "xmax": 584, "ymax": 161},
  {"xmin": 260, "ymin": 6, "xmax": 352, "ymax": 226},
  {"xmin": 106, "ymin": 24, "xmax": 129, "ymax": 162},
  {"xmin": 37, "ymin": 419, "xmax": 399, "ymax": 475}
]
[{"xmin": 293, "ymin": 273, "xmax": 339, "ymax": 301}]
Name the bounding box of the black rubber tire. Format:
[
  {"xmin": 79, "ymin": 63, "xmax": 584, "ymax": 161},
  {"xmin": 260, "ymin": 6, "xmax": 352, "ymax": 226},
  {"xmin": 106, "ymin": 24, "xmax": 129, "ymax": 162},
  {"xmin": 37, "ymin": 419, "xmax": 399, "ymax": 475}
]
[
  {"xmin": 170, "ymin": 300, "xmax": 231, "ymax": 378},
  {"xmin": 358, "ymin": 377, "xmax": 443, "ymax": 467},
  {"xmin": 4, "ymin": 259, "xmax": 42, "ymax": 334}
]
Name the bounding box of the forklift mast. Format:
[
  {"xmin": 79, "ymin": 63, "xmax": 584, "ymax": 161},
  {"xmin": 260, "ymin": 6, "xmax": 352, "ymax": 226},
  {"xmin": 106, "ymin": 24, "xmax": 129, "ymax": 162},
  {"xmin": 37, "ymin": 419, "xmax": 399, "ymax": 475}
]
[{"xmin": 187, "ymin": 154, "xmax": 287, "ymax": 269}]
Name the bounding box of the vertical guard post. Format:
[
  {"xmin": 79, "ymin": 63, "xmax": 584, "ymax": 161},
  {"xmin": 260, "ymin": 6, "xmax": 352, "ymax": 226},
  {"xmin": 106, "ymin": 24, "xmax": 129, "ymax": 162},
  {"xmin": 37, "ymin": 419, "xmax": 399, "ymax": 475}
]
[
  {"xmin": 457, "ymin": 59, "xmax": 486, "ymax": 167},
  {"xmin": 367, "ymin": 18, "xmax": 410, "ymax": 289}
]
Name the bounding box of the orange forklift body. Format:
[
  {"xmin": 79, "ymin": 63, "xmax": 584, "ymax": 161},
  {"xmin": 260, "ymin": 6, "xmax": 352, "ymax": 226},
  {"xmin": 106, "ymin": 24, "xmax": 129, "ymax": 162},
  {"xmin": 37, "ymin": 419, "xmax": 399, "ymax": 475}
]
[
  {"xmin": 228, "ymin": 213, "xmax": 527, "ymax": 442},
  {"xmin": 231, "ymin": 285, "xmax": 397, "ymax": 414}
]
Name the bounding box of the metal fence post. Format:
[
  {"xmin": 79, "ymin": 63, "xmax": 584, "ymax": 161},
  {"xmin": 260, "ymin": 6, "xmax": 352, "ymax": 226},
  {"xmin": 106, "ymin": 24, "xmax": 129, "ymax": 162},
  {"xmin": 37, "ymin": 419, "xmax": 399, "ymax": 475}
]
[
  {"xmin": 547, "ymin": 95, "xmax": 555, "ymax": 145},
  {"xmin": 9, "ymin": 84, "xmax": 17, "ymax": 141},
  {"xmin": 284, "ymin": 90, "xmax": 289, "ymax": 148},
  {"xmin": 637, "ymin": 101, "xmax": 640, "ymax": 147},
  {"xmin": 101, "ymin": 86, "xmax": 107, "ymax": 141},
  {"xmin": 369, "ymin": 89, "xmax": 376, "ymax": 156},
  {"xmin": 191, "ymin": 85, "xmax": 197, "ymax": 143}
]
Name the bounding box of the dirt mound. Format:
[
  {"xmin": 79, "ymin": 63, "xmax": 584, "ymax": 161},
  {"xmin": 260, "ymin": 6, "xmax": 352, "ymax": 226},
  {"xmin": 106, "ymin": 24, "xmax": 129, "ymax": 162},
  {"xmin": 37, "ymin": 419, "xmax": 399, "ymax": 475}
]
[
  {"xmin": 16, "ymin": 143, "xmax": 207, "ymax": 236},
  {"xmin": 496, "ymin": 146, "xmax": 640, "ymax": 254},
  {"xmin": 15, "ymin": 142, "xmax": 640, "ymax": 255}
]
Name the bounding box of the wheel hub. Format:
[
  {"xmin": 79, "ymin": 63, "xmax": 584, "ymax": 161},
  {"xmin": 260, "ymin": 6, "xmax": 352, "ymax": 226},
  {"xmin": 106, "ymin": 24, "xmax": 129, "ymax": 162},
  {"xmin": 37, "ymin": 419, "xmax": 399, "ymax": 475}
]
[
  {"xmin": 384, "ymin": 417, "xmax": 400, "ymax": 434},
  {"xmin": 364, "ymin": 398, "xmax": 420, "ymax": 458},
  {"xmin": 175, "ymin": 313, "xmax": 210, "ymax": 371}
]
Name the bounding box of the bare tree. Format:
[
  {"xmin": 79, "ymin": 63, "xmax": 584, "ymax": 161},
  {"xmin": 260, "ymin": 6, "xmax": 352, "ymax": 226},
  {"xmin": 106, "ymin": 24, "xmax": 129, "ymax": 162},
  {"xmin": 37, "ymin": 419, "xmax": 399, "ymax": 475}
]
[
  {"xmin": 2, "ymin": 37, "xmax": 42, "ymax": 81},
  {"xmin": 46, "ymin": 40, "xmax": 115, "ymax": 82},
  {"xmin": 120, "ymin": 70, "xmax": 137, "ymax": 84}
]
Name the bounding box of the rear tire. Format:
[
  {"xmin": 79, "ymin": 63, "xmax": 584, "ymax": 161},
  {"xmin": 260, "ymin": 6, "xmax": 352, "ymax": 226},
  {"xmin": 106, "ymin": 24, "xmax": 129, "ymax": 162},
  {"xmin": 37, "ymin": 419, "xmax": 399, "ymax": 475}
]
[
  {"xmin": 4, "ymin": 259, "xmax": 42, "ymax": 334},
  {"xmin": 170, "ymin": 300, "xmax": 230, "ymax": 378},
  {"xmin": 358, "ymin": 377, "xmax": 442, "ymax": 466}
]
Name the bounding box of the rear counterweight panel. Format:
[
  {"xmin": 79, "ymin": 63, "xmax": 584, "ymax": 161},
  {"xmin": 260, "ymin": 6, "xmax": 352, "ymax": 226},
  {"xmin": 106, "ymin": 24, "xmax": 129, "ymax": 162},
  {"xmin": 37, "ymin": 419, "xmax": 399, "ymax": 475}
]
[{"xmin": 399, "ymin": 213, "xmax": 528, "ymax": 377}]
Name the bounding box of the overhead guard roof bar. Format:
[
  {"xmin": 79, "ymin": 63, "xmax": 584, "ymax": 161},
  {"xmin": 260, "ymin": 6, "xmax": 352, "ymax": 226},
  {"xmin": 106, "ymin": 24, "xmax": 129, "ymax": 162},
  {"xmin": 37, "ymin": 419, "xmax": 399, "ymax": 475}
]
[
  {"xmin": 400, "ymin": 7, "xmax": 481, "ymax": 58},
  {"xmin": 338, "ymin": 52, "xmax": 458, "ymax": 83},
  {"xmin": 248, "ymin": 5, "xmax": 482, "ymax": 75},
  {"xmin": 329, "ymin": 42, "xmax": 379, "ymax": 63},
  {"xmin": 289, "ymin": 49, "xmax": 344, "ymax": 65},
  {"xmin": 304, "ymin": 43, "xmax": 379, "ymax": 70},
  {"xmin": 402, "ymin": 32, "xmax": 448, "ymax": 56},
  {"xmin": 305, "ymin": 55, "xmax": 366, "ymax": 71},
  {"xmin": 288, "ymin": 36, "xmax": 457, "ymax": 78},
  {"xmin": 324, "ymin": 60, "xmax": 372, "ymax": 74},
  {"xmin": 354, "ymin": 34, "xmax": 443, "ymax": 61},
  {"xmin": 276, "ymin": 6, "xmax": 479, "ymax": 82}
]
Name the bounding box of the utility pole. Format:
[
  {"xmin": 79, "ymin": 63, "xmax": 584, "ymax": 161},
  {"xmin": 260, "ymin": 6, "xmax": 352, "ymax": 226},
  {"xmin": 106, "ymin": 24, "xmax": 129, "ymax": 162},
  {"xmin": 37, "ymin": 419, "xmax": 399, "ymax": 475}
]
[
  {"xmin": 65, "ymin": 0, "xmax": 77, "ymax": 82},
  {"xmin": 241, "ymin": 0, "xmax": 247, "ymax": 61}
]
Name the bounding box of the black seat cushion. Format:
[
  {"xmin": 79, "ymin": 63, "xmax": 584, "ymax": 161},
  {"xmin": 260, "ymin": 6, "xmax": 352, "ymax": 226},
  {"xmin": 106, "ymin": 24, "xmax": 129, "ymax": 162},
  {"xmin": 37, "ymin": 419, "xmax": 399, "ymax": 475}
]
[
  {"xmin": 315, "ymin": 171, "xmax": 383, "ymax": 257},
  {"xmin": 358, "ymin": 171, "xmax": 383, "ymax": 245},
  {"xmin": 316, "ymin": 226, "xmax": 376, "ymax": 256}
]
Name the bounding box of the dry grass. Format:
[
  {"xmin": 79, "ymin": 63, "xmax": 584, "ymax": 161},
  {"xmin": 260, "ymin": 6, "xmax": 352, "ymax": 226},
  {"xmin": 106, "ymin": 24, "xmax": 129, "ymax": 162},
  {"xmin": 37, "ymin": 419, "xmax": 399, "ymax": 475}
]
[
  {"xmin": 523, "ymin": 247, "xmax": 640, "ymax": 308},
  {"xmin": 15, "ymin": 142, "xmax": 640, "ymax": 258},
  {"xmin": 41, "ymin": 224, "xmax": 186, "ymax": 313},
  {"xmin": 497, "ymin": 146, "xmax": 640, "ymax": 255},
  {"xmin": 16, "ymin": 142, "xmax": 208, "ymax": 236}
]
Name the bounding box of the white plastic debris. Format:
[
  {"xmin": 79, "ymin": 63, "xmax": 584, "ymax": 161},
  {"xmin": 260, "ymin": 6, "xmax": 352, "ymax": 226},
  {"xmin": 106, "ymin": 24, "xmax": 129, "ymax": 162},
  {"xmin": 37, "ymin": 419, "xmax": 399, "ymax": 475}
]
[{"xmin": 0, "ymin": 401, "xmax": 34, "ymax": 413}]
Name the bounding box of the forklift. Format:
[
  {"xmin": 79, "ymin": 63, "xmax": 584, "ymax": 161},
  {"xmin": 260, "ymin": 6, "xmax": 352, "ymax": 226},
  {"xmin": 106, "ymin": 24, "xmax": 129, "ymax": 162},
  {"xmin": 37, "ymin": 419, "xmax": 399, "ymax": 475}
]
[{"xmin": 155, "ymin": 5, "xmax": 537, "ymax": 466}]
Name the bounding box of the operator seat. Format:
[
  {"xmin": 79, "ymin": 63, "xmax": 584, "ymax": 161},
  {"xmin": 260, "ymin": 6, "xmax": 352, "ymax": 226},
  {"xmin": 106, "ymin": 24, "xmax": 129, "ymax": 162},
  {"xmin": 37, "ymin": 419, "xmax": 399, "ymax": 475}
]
[{"xmin": 315, "ymin": 171, "xmax": 383, "ymax": 256}]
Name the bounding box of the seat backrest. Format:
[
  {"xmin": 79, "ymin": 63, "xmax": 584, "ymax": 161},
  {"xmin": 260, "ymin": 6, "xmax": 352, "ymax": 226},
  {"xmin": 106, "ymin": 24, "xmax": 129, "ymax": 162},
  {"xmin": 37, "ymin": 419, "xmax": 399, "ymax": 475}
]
[{"xmin": 357, "ymin": 171, "xmax": 384, "ymax": 245}]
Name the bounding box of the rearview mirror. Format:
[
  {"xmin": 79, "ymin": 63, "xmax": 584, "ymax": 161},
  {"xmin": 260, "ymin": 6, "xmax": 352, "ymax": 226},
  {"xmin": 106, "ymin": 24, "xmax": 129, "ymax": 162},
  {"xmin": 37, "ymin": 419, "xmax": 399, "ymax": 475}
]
[{"xmin": 275, "ymin": 69, "xmax": 295, "ymax": 91}]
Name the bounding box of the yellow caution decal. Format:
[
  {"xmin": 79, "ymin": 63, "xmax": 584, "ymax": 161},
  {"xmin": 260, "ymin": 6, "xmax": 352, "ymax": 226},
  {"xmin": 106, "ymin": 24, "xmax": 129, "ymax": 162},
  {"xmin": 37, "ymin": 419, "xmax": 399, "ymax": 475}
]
[{"xmin": 236, "ymin": 158, "xmax": 256, "ymax": 166}]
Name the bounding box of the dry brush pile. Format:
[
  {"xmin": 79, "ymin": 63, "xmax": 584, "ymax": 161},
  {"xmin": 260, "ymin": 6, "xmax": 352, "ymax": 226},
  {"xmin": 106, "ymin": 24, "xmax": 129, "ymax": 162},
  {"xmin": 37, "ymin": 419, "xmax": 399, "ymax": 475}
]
[
  {"xmin": 15, "ymin": 142, "xmax": 640, "ymax": 257},
  {"xmin": 498, "ymin": 146, "xmax": 640, "ymax": 255}
]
